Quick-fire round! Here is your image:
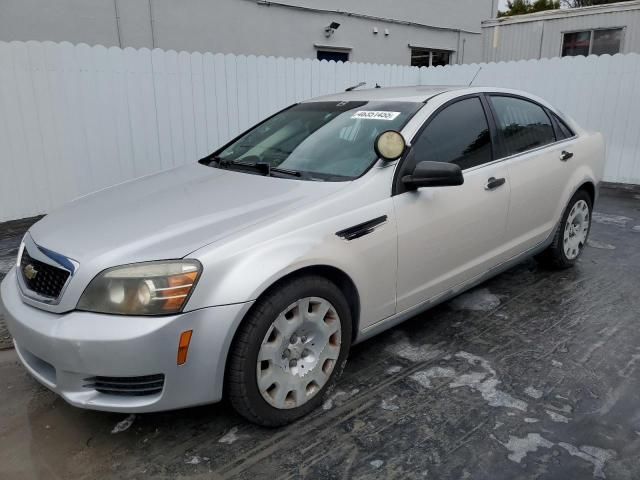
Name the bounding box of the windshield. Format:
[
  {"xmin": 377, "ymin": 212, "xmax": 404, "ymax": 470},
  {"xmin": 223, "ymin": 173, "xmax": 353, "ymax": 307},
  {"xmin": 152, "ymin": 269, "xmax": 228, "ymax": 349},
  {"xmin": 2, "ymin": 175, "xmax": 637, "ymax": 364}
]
[{"xmin": 212, "ymin": 101, "xmax": 422, "ymax": 181}]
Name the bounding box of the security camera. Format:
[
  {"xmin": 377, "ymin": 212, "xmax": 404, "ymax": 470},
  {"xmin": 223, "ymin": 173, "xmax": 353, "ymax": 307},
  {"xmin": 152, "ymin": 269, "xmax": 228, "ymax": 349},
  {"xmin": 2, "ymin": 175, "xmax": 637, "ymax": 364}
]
[{"xmin": 324, "ymin": 22, "xmax": 341, "ymax": 38}]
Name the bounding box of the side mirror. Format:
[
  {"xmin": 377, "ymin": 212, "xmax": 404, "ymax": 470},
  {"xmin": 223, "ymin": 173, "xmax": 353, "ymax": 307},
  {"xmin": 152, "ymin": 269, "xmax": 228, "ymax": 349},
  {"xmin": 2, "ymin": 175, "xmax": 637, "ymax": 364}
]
[{"xmin": 402, "ymin": 161, "xmax": 464, "ymax": 189}]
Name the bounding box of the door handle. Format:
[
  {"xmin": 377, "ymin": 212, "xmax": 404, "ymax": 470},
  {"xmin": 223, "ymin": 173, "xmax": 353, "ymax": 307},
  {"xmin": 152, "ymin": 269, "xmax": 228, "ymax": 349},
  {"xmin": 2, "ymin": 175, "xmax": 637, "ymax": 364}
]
[
  {"xmin": 560, "ymin": 150, "xmax": 573, "ymax": 161},
  {"xmin": 485, "ymin": 177, "xmax": 506, "ymax": 191}
]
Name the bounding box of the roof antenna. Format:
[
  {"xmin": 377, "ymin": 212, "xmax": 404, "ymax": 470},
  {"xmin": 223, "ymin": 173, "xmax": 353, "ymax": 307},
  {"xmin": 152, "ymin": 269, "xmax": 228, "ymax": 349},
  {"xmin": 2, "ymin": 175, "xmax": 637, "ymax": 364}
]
[
  {"xmin": 345, "ymin": 81, "xmax": 366, "ymax": 92},
  {"xmin": 468, "ymin": 66, "xmax": 482, "ymax": 86}
]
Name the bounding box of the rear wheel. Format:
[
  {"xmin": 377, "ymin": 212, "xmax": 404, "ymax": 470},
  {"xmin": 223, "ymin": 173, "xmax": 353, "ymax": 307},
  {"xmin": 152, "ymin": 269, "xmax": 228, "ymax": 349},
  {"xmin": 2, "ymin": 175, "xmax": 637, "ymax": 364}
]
[
  {"xmin": 538, "ymin": 190, "xmax": 592, "ymax": 269},
  {"xmin": 226, "ymin": 276, "xmax": 352, "ymax": 426}
]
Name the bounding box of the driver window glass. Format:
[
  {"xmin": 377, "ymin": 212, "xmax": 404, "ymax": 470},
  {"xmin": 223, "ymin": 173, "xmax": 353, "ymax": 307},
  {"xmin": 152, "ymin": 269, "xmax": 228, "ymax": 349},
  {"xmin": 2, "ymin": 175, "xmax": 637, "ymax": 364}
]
[{"xmin": 409, "ymin": 97, "xmax": 493, "ymax": 171}]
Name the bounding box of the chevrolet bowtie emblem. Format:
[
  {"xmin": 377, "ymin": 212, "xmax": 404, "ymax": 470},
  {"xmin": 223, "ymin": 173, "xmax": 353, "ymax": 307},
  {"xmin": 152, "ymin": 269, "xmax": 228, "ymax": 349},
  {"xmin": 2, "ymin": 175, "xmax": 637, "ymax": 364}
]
[{"xmin": 24, "ymin": 264, "xmax": 38, "ymax": 280}]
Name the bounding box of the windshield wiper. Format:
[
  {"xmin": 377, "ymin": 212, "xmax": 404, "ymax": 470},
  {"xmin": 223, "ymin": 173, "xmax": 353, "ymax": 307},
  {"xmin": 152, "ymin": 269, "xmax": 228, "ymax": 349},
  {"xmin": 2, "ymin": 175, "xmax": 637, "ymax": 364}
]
[
  {"xmin": 219, "ymin": 158, "xmax": 269, "ymax": 174},
  {"xmin": 216, "ymin": 158, "xmax": 302, "ymax": 178},
  {"xmin": 270, "ymin": 166, "xmax": 302, "ymax": 177}
]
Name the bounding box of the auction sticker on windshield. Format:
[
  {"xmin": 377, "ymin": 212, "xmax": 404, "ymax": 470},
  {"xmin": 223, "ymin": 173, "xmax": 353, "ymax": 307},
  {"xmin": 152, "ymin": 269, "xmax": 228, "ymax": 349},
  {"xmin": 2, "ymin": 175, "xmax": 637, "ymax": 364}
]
[{"xmin": 351, "ymin": 111, "xmax": 401, "ymax": 120}]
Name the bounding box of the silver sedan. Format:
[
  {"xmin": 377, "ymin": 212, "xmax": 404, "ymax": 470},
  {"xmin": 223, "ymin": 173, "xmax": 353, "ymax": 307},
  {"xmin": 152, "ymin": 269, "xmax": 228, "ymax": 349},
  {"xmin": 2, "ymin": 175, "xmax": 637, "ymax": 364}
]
[{"xmin": 0, "ymin": 86, "xmax": 604, "ymax": 426}]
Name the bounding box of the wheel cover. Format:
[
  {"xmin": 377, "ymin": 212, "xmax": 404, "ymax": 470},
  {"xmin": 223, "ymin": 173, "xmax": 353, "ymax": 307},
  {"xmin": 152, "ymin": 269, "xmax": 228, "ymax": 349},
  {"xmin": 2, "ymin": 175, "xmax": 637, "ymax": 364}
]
[
  {"xmin": 563, "ymin": 199, "xmax": 590, "ymax": 260},
  {"xmin": 256, "ymin": 297, "xmax": 342, "ymax": 409}
]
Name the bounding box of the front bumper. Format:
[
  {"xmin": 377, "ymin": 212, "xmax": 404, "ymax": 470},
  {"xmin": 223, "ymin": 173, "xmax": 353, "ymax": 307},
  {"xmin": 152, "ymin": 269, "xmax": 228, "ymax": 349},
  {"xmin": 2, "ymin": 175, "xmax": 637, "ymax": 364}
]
[{"xmin": 0, "ymin": 268, "xmax": 253, "ymax": 413}]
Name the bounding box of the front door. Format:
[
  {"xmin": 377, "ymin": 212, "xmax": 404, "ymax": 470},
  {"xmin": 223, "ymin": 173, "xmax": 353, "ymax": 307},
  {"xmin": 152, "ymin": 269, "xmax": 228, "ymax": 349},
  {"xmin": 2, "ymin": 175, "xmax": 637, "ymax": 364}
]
[{"xmin": 393, "ymin": 96, "xmax": 511, "ymax": 312}]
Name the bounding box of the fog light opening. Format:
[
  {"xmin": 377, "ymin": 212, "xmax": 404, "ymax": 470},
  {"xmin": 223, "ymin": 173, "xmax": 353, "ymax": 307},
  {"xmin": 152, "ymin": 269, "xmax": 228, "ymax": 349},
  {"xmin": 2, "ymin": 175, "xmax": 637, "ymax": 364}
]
[{"xmin": 177, "ymin": 330, "xmax": 193, "ymax": 366}]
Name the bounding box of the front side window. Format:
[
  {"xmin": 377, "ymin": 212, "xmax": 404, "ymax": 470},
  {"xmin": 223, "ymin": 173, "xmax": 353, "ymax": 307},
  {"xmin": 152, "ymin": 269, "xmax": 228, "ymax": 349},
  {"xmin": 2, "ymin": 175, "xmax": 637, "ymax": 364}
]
[
  {"xmin": 214, "ymin": 101, "xmax": 422, "ymax": 181},
  {"xmin": 490, "ymin": 96, "xmax": 555, "ymax": 157},
  {"xmin": 407, "ymin": 97, "xmax": 492, "ymax": 171},
  {"xmin": 562, "ymin": 28, "xmax": 623, "ymax": 57}
]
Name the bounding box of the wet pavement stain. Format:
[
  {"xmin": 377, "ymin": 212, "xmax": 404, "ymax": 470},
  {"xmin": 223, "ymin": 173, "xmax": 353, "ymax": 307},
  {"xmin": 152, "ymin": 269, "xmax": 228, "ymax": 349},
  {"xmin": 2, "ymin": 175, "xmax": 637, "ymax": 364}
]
[{"xmin": 0, "ymin": 189, "xmax": 639, "ymax": 479}]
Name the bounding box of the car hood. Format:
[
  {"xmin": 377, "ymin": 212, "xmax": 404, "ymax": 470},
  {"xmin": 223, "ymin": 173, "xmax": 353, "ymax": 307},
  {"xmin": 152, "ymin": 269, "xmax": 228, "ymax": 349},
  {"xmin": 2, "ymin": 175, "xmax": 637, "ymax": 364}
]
[{"xmin": 29, "ymin": 163, "xmax": 348, "ymax": 267}]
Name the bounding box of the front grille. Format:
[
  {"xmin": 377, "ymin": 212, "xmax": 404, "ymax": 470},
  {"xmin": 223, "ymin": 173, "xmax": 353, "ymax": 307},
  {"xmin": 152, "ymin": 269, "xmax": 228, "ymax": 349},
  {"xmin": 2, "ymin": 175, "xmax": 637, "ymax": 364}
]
[
  {"xmin": 83, "ymin": 374, "xmax": 165, "ymax": 396},
  {"xmin": 20, "ymin": 251, "xmax": 70, "ymax": 299}
]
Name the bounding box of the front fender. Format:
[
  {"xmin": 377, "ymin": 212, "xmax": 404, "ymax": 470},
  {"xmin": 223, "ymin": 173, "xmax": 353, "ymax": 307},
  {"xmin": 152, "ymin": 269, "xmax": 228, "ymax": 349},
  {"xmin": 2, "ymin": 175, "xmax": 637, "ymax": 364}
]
[
  {"xmin": 185, "ymin": 213, "xmax": 398, "ymax": 331},
  {"xmin": 193, "ymin": 234, "xmax": 351, "ymax": 305}
]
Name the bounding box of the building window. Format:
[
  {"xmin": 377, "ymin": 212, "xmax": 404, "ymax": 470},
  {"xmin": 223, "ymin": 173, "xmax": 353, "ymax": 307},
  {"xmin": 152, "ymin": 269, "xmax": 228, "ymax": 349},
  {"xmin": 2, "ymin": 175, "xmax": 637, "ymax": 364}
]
[
  {"xmin": 317, "ymin": 50, "xmax": 349, "ymax": 62},
  {"xmin": 592, "ymin": 29, "xmax": 623, "ymax": 55},
  {"xmin": 561, "ymin": 28, "xmax": 623, "ymax": 57},
  {"xmin": 410, "ymin": 47, "xmax": 451, "ymax": 68}
]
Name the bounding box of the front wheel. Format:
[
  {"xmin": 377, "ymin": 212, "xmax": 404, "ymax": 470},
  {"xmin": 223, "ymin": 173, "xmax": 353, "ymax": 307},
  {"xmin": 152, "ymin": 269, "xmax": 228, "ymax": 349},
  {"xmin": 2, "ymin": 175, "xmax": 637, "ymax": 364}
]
[
  {"xmin": 226, "ymin": 276, "xmax": 352, "ymax": 426},
  {"xmin": 538, "ymin": 190, "xmax": 592, "ymax": 269}
]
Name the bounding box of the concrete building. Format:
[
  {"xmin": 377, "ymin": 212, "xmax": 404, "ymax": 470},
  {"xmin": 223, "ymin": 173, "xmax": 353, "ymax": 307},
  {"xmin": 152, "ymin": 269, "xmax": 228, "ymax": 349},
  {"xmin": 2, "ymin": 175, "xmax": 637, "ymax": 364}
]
[
  {"xmin": 483, "ymin": 0, "xmax": 640, "ymax": 62},
  {"xmin": 0, "ymin": 0, "xmax": 498, "ymax": 65}
]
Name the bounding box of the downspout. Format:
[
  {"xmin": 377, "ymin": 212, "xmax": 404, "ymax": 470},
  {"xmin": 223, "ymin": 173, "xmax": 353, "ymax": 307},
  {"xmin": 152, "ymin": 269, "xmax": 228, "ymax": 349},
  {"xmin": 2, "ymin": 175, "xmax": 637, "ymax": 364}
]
[
  {"xmin": 148, "ymin": 0, "xmax": 156, "ymax": 49},
  {"xmin": 538, "ymin": 21, "xmax": 545, "ymax": 59},
  {"xmin": 113, "ymin": 0, "xmax": 122, "ymax": 48},
  {"xmin": 462, "ymin": 38, "xmax": 466, "ymax": 64}
]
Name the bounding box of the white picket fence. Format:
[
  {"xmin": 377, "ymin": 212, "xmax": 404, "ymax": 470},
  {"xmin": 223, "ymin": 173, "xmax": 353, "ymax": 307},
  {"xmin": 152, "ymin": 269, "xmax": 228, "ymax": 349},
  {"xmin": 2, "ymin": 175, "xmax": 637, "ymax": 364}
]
[{"xmin": 0, "ymin": 41, "xmax": 639, "ymax": 222}]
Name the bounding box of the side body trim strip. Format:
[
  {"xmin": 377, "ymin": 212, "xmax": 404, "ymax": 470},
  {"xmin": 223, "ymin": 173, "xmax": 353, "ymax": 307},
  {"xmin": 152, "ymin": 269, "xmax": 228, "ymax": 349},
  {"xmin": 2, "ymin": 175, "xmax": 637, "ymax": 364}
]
[{"xmin": 336, "ymin": 215, "xmax": 388, "ymax": 241}]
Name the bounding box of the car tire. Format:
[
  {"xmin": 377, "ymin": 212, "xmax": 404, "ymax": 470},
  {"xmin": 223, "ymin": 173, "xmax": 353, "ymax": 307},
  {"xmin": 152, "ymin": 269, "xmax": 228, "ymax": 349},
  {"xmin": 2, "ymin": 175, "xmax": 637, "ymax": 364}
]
[
  {"xmin": 226, "ymin": 275, "xmax": 352, "ymax": 427},
  {"xmin": 537, "ymin": 190, "xmax": 592, "ymax": 269}
]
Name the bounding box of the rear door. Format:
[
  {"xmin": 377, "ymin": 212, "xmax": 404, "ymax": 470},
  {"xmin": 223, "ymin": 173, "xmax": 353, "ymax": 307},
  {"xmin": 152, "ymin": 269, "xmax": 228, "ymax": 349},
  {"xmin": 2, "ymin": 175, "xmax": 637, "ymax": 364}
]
[
  {"xmin": 393, "ymin": 96, "xmax": 511, "ymax": 312},
  {"xmin": 488, "ymin": 95, "xmax": 577, "ymax": 255}
]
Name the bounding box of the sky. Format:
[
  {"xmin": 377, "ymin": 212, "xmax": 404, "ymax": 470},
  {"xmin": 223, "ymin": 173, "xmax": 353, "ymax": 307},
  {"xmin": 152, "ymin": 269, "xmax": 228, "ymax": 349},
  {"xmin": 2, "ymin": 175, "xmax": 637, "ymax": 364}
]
[{"xmin": 498, "ymin": 0, "xmax": 509, "ymax": 11}]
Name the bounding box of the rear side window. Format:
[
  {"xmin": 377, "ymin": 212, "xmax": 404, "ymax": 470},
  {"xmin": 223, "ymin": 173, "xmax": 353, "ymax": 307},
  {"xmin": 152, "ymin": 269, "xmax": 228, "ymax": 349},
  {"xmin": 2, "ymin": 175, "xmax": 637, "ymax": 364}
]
[
  {"xmin": 408, "ymin": 97, "xmax": 493, "ymax": 171},
  {"xmin": 490, "ymin": 96, "xmax": 555, "ymax": 157}
]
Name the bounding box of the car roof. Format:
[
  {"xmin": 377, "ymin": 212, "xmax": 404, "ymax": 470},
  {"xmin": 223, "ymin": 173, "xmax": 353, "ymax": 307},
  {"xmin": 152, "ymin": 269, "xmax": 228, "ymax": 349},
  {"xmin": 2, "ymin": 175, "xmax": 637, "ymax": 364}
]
[
  {"xmin": 302, "ymin": 85, "xmax": 582, "ymax": 134},
  {"xmin": 303, "ymin": 85, "xmax": 468, "ymax": 103}
]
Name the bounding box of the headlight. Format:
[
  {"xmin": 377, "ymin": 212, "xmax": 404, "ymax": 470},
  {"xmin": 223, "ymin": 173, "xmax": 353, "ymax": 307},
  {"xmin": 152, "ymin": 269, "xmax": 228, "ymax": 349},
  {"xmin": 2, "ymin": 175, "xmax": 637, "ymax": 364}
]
[{"xmin": 77, "ymin": 260, "xmax": 202, "ymax": 315}]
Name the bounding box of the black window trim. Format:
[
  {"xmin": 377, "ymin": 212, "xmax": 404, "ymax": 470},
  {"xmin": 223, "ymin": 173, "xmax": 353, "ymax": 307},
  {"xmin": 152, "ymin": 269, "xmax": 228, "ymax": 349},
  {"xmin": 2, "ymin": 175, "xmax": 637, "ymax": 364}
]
[
  {"xmin": 484, "ymin": 92, "xmax": 578, "ymax": 162},
  {"xmin": 391, "ymin": 92, "xmax": 580, "ymax": 196},
  {"xmin": 548, "ymin": 109, "xmax": 576, "ymax": 141},
  {"xmin": 392, "ymin": 93, "xmax": 497, "ymax": 196}
]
